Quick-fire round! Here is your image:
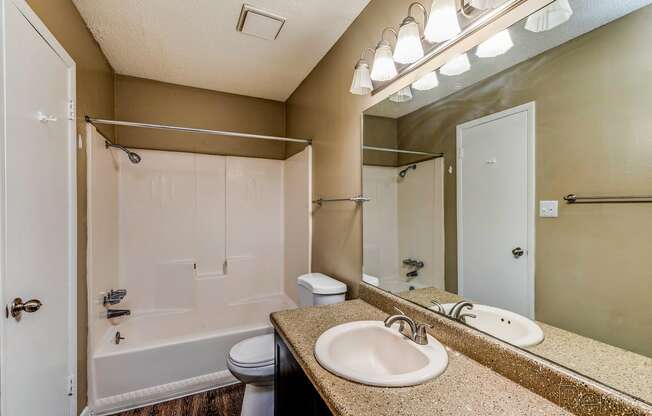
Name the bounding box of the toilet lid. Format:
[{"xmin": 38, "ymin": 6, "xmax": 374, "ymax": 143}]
[{"xmin": 229, "ymin": 334, "xmax": 274, "ymax": 368}]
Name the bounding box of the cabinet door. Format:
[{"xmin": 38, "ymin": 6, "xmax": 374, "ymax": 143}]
[{"xmin": 274, "ymin": 330, "xmax": 332, "ymax": 416}]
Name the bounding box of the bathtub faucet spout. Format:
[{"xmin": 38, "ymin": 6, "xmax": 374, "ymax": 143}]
[{"xmin": 107, "ymin": 309, "xmax": 131, "ymax": 319}]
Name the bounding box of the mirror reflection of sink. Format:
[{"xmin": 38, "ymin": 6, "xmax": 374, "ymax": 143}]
[
  {"xmin": 434, "ymin": 304, "xmax": 544, "ymax": 348},
  {"xmin": 314, "ymin": 320, "xmax": 448, "ymax": 387}
]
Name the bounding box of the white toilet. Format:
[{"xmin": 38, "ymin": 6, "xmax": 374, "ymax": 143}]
[{"xmin": 226, "ymin": 273, "xmax": 346, "ymax": 416}]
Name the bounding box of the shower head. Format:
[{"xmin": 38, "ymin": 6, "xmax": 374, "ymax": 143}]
[
  {"xmin": 106, "ymin": 142, "xmax": 142, "ymax": 164},
  {"xmin": 398, "ymin": 164, "xmax": 417, "ymax": 178}
]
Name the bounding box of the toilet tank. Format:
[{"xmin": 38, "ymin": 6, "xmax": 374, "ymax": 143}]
[{"xmin": 296, "ymin": 273, "xmax": 347, "ymax": 307}]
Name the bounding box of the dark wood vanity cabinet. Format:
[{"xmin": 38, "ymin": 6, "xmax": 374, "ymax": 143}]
[{"xmin": 274, "ymin": 330, "xmax": 332, "ymax": 416}]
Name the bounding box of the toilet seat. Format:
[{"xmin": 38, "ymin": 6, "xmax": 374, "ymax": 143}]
[
  {"xmin": 227, "ymin": 334, "xmax": 275, "ymax": 385},
  {"xmin": 229, "ymin": 334, "xmax": 274, "ymax": 367}
]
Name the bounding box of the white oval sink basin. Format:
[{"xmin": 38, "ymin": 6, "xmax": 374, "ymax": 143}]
[
  {"xmin": 314, "ymin": 320, "xmax": 448, "ymax": 387},
  {"xmin": 434, "ymin": 303, "xmax": 544, "ymax": 348}
]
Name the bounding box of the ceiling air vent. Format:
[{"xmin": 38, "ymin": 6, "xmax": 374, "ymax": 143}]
[{"xmin": 236, "ymin": 4, "xmax": 286, "ymax": 41}]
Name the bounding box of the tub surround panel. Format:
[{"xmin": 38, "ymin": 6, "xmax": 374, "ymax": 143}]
[
  {"xmin": 359, "ymin": 284, "xmax": 652, "ymax": 416},
  {"xmin": 271, "ymin": 299, "xmax": 572, "ymax": 416},
  {"xmin": 283, "ymin": 148, "xmax": 313, "ymax": 303},
  {"xmin": 87, "ymin": 125, "xmax": 120, "ymax": 352}
]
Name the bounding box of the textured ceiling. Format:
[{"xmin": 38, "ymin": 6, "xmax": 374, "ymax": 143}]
[
  {"xmin": 367, "ymin": 0, "xmax": 652, "ymax": 119},
  {"xmin": 73, "ymin": 0, "xmax": 370, "ymax": 101}
]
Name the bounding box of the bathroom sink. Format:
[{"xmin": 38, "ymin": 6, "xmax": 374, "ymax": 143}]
[
  {"xmin": 314, "ymin": 320, "xmax": 448, "ymax": 387},
  {"xmin": 435, "ymin": 304, "xmax": 544, "ymax": 348}
]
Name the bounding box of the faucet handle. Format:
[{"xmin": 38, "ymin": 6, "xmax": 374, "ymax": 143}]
[
  {"xmin": 414, "ymin": 321, "xmax": 434, "ymax": 345},
  {"xmin": 430, "ymin": 299, "xmax": 444, "ymax": 314},
  {"xmin": 458, "ymin": 312, "xmax": 477, "ymax": 324},
  {"xmin": 103, "ymin": 289, "xmax": 128, "ymax": 306}
]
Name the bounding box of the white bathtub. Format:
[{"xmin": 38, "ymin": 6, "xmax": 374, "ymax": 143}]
[{"xmin": 89, "ymin": 294, "xmax": 295, "ymax": 415}]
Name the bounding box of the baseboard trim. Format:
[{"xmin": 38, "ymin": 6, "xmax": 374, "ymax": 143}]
[{"xmin": 89, "ymin": 370, "xmax": 238, "ymax": 415}]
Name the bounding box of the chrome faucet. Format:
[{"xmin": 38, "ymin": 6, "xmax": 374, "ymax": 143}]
[
  {"xmin": 106, "ymin": 309, "xmax": 131, "ymax": 319},
  {"xmin": 384, "ymin": 307, "xmax": 433, "ymax": 345},
  {"xmin": 448, "ymin": 300, "xmax": 477, "ymax": 324},
  {"xmin": 430, "ymin": 299, "xmax": 444, "ymax": 314}
]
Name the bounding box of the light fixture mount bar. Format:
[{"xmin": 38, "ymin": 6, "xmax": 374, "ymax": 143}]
[{"xmin": 372, "ymin": 0, "xmax": 555, "ymax": 96}]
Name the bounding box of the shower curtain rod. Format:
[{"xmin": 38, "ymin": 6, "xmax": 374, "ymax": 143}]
[
  {"xmin": 363, "ymin": 145, "xmax": 443, "ymax": 157},
  {"xmin": 85, "ymin": 116, "xmax": 312, "ymax": 145}
]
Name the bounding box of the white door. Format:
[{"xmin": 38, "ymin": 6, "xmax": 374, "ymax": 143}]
[
  {"xmin": 1, "ymin": 1, "xmax": 77, "ymax": 415},
  {"xmin": 456, "ymin": 103, "xmax": 535, "ymax": 318}
]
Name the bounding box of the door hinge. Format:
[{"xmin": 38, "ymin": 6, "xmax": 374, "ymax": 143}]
[
  {"xmin": 67, "ymin": 374, "xmax": 75, "ymax": 396},
  {"xmin": 68, "ymin": 100, "xmax": 75, "ymax": 121}
]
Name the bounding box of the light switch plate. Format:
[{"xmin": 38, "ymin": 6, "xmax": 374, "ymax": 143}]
[{"xmin": 539, "ymin": 200, "xmax": 559, "ymax": 217}]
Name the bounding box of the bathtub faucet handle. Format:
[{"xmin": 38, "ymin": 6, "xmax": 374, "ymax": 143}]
[
  {"xmin": 103, "ymin": 289, "xmax": 127, "ymax": 306},
  {"xmin": 114, "ymin": 331, "xmax": 125, "ymax": 345}
]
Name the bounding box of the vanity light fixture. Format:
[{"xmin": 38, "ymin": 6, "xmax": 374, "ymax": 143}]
[
  {"xmin": 394, "ymin": 2, "xmax": 428, "ymax": 64},
  {"xmin": 476, "ymin": 29, "xmax": 513, "ymax": 58},
  {"xmin": 389, "ymin": 86, "xmax": 413, "ymax": 103},
  {"xmin": 412, "ymin": 71, "xmax": 439, "ymax": 91},
  {"xmin": 440, "ymin": 53, "xmax": 471, "ymax": 76},
  {"xmin": 371, "ymin": 28, "xmax": 399, "ymax": 82},
  {"xmin": 350, "ymin": 49, "xmax": 374, "ymax": 95},
  {"xmin": 524, "ymin": 0, "xmax": 573, "ymax": 32},
  {"xmin": 424, "ymin": 0, "xmax": 462, "ymax": 43}
]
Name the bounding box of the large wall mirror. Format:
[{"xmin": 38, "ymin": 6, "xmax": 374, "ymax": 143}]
[{"xmin": 361, "ymin": 0, "xmax": 651, "ymax": 404}]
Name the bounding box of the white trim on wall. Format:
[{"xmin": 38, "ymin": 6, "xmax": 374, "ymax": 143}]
[{"xmin": 456, "ymin": 102, "xmax": 536, "ymax": 319}]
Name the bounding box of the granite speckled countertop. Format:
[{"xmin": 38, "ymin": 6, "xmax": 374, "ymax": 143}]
[
  {"xmin": 271, "ymin": 299, "xmax": 573, "ymax": 416},
  {"xmin": 399, "ymin": 287, "xmax": 652, "ymax": 403}
]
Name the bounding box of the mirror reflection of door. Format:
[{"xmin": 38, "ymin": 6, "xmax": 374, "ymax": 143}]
[{"xmin": 457, "ymin": 103, "xmax": 535, "ymax": 318}]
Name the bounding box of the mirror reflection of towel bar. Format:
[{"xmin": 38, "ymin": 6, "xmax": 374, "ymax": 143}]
[
  {"xmin": 563, "ymin": 194, "xmax": 652, "ymax": 204},
  {"xmin": 312, "ymin": 196, "xmax": 370, "ymax": 206}
]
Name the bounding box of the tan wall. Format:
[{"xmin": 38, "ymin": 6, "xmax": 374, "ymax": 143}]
[
  {"xmin": 115, "ymin": 75, "xmax": 288, "ymax": 159},
  {"xmin": 286, "ymin": 0, "xmax": 420, "ymax": 297},
  {"xmin": 25, "ymin": 0, "xmax": 116, "ymax": 412},
  {"xmin": 362, "ymin": 115, "xmax": 398, "ymax": 167},
  {"xmin": 395, "ymin": 7, "xmax": 652, "ymax": 356}
]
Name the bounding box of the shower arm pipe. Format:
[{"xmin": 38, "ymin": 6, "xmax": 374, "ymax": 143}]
[
  {"xmin": 85, "ymin": 116, "xmax": 312, "ymax": 145},
  {"xmin": 363, "ymin": 145, "xmax": 443, "ymax": 157}
]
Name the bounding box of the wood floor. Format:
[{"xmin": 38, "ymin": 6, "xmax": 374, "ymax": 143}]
[{"xmin": 113, "ymin": 383, "xmax": 245, "ymax": 416}]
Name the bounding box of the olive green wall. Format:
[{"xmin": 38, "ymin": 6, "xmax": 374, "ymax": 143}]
[
  {"xmin": 395, "ymin": 6, "xmax": 652, "ymax": 356},
  {"xmin": 115, "ymin": 75, "xmax": 289, "ymax": 159},
  {"xmin": 362, "ymin": 115, "xmax": 398, "ymax": 167},
  {"xmin": 25, "ymin": 0, "xmax": 116, "ymax": 411}
]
